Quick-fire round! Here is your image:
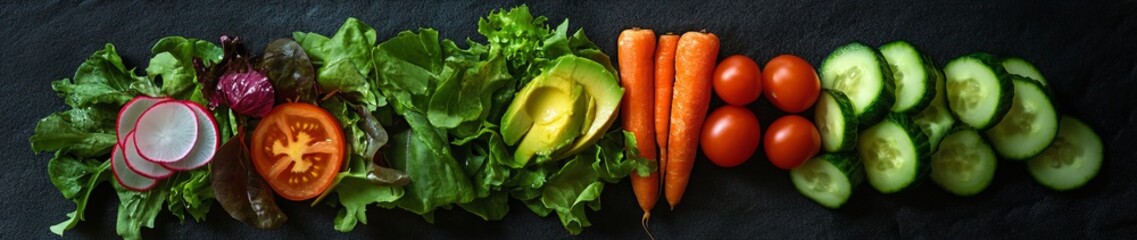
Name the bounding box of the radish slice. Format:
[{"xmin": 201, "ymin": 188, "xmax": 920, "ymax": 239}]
[
  {"xmin": 162, "ymin": 101, "xmax": 220, "ymax": 171},
  {"xmin": 111, "ymin": 145, "xmax": 158, "ymax": 191},
  {"xmin": 116, "ymin": 96, "xmax": 171, "ymax": 145},
  {"xmin": 134, "ymin": 101, "xmax": 199, "ymax": 163},
  {"xmin": 123, "ymin": 131, "xmax": 175, "ymax": 179}
]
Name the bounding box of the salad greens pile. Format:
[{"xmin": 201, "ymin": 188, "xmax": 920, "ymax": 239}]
[{"xmin": 31, "ymin": 5, "xmax": 642, "ymax": 238}]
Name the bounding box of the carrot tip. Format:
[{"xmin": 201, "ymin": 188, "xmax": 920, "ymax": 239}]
[{"xmin": 641, "ymin": 212, "xmax": 655, "ymax": 240}]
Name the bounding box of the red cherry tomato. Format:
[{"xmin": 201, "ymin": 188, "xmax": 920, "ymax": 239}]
[
  {"xmin": 764, "ymin": 115, "xmax": 820, "ymax": 170},
  {"xmin": 713, "ymin": 55, "xmax": 763, "ymax": 106},
  {"xmin": 700, "ymin": 105, "xmax": 761, "ymax": 167},
  {"xmin": 763, "ymin": 54, "xmax": 820, "ymax": 113}
]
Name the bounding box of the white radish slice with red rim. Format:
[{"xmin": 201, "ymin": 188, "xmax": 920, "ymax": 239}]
[
  {"xmin": 162, "ymin": 101, "xmax": 220, "ymax": 171},
  {"xmin": 123, "ymin": 131, "xmax": 175, "ymax": 179},
  {"xmin": 117, "ymin": 96, "xmax": 171, "ymax": 145},
  {"xmin": 134, "ymin": 100, "xmax": 199, "ymax": 163},
  {"xmin": 112, "ymin": 145, "xmax": 158, "ymax": 191}
]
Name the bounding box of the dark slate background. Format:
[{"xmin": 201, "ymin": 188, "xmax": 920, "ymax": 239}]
[{"xmin": 3, "ymin": 1, "xmax": 1136, "ymax": 239}]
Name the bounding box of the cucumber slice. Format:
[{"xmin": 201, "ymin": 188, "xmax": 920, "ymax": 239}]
[
  {"xmin": 1001, "ymin": 57, "xmax": 1048, "ymax": 87},
  {"xmin": 880, "ymin": 41, "xmax": 936, "ymax": 114},
  {"xmin": 820, "ymin": 42, "xmax": 896, "ymax": 126},
  {"xmin": 815, "ymin": 90, "xmax": 858, "ymax": 152},
  {"xmin": 931, "ymin": 128, "xmax": 997, "ymax": 196},
  {"xmin": 912, "ymin": 64, "xmax": 955, "ymax": 152},
  {"xmin": 985, "ymin": 76, "xmax": 1059, "ymax": 160},
  {"xmin": 791, "ymin": 153, "xmax": 863, "ymax": 209},
  {"xmin": 857, "ymin": 113, "xmax": 931, "ymax": 193},
  {"xmin": 944, "ymin": 53, "xmax": 1013, "ymax": 130},
  {"xmin": 1027, "ymin": 116, "xmax": 1103, "ymax": 191}
]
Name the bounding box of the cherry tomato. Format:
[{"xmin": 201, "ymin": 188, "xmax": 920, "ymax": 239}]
[
  {"xmin": 713, "ymin": 55, "xmax": 763, "ymax": 106},
  {"xmin": 700, "ymin": 105, "xmax": 761, "ymax": 167},
  {"xmin": 763, "ymin": 54, "xmax": 820, "ymax": 113},
  {"xmin": 764, "ymin": 115, "xmax": 820, "ymax": 170},
  {"xmin": 250, "ymin": 103, "xmax": 346, "ymax": 201}
]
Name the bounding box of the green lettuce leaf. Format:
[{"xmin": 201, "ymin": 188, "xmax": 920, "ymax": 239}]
[
  {"xmin": 166, "ymin": 168, "xmax": 214, "ymax": 222},
  {"xmin": 428, "ymin": 43, "xmax": 513, "ymax": 132},
  {"xmin": 114, "ymin": 182, "xmax": 169, "ymax": 240},
  {"xmin": 294, "ymin": 18, "xmax": 383, "ymax": 107},
  {"xmin": 477, "ymin": 5, "xmax": 550, "ymax": 86},
  {"xmin": 47, "ymin": 154, "xmax": 110, "ymax": 236},
  {"xmin": 525, "ymin": 131, "xmax": 638, "ymax": 235},
  {"xmin": 329, "ymin": 168, "xmax": 403, "ymax": 232},
  {"xmin": 146, "ymin": 36, "xmax": 222, "ymax": 102},
  {"xmin": 386, "ymin": 123, "xmax": 476, "ymax": 220},
  {"xmin": 372, "ymin": 29, "xmax": 445, "ymax": 113},
  {"xmin": 29, "ymin": 107, "xmax": 118, "ymax": 157},
  {"xmin": 320, "ymin": 96, "xmax": 404, "ymax": 232},
  {"xmin": 52, "ymin": 44, "xmax": 159, "ymax": 108}
]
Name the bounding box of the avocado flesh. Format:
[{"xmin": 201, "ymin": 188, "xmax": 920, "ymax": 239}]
[
  {"xmin": 501, "ymin": 75, "xmax": 544, "ymax": 145},
  {"xmin": 499, "ymin": 56, "xmax": 623, "ymax": 164},
  {"xmin": 512, "ymin": 75, "xmax": 587, "ymax": 165},
  {"xmin": 553, "ymin": 56, "xmax": 623, "ymax": 159}
]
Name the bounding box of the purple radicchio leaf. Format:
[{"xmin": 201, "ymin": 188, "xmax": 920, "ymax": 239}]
[{"xmin": 214, "ymin": 65, "xmax": 275, "ymax": 117}]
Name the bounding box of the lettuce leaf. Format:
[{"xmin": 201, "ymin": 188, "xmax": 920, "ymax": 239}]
[
  {"xmin": 294, "ymin": 18, "xmax": 384, "ymax": 108},
  {"xmin": 50, "ymin": 44, "xmax": 160, "ymax": 108},
  {"xmin": 166, "ymin": 168, "xmax": 214, "ymax": 222},
  {"xmin": 47, "ymin": 154, "xmax": 110, "ymax": 235},
  {"xmin": 146, "ymin": 36, "xmax": 223, "ymax": 103},
  {"xmin": 372, "ymin": 29, "xmax": 445, "ymax": 113},
  {"xmin": 114, "ymin": 181, "xmax": 168, "ymax": 240},
  {"xmin": 386, "ymin": 115, "xmax": 476, "ymax": 220},
  {"xmin": 29, "ymin": 107, "xmax": 118, "ymax": 158}
]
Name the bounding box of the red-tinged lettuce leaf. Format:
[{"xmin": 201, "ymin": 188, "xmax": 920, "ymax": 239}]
[
  {"xmin": 258, "ymin": 38, "xmax": 317, "ymax": 103},
  {"xmin": 210, "ymin": 137, "xmax": 287, "ymax": 229}
]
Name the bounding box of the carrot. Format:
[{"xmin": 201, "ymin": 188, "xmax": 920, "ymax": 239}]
[
  {"xmin": 618, "ymin": 28, "xmax": 659, "ymax": 235},
  {"xmin": 654, "ymin": 34, "xmax": 678, "ymax": 181},
  {"xmin": 665, "ymin": 31, "xmax": 718, "ymax": 209}
]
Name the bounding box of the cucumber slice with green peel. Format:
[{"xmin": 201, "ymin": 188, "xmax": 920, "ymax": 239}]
[
  {"xmin": 931, "ymin": 128, "xmax": 997, "ymax": 196},
  {"xmin": 912, "ymin": 64, "xmax": 954, "ymax": 152},
  {"xmin": 791, "ymin": 153, "xmax": 863, "ymax": 209},
  {"xmin": 985, "ymin": 76, "xmax": 1059, "ymax": 160},
  {"xmin": 857, "ymin": 113, "xmax": 931, "ymax": 193},
  {"xmin": 820, "ymin": 42, "xmax": 896, "ymax": 126},
  {"xmin": 1027, "ymin": 116, "xmax": 1103, "ymax": 191},
  {"xmin": 880, "ymin": 41, "xmax": 936, "ymax": 114},
  {"xmin": 815, "ymin": 90, "xmax": 858, "ymax": 152},
  {"xmin": 944, "ymin": 53, "xmax": 1013, "ymax": 131},
  {"xmin": 1001, "ymin": 57, "xmax": 1048, "ymax": 87}
]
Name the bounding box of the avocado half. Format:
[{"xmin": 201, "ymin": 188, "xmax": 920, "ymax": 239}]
[{"xmin": 500, "ymin": 56, "xmax": 623, "ymax": 166}]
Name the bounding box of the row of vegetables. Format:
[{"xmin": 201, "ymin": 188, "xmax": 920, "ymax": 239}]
[
  {"xmin": 30, "ymin": 4, "xmax": 1102, "ymax": 239},
  {"xmin": 621, "ymin": 35, "xmax": 1102, "ymax": 212}
]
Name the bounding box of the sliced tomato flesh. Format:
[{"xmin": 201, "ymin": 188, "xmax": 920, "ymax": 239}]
[{"xmin": 251, "ymin": 103, "xmax": 345, "ymax": 201}]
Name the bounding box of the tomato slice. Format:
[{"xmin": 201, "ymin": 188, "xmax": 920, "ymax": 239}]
[{"xmin": 250, "ymin": 103, "xmax": 345, "ymax": 201}]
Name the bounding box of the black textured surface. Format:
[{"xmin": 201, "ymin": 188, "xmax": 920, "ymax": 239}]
[{"xmin": 4, "ymin": 1, "xmax": 1137, "ymax": 239}]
